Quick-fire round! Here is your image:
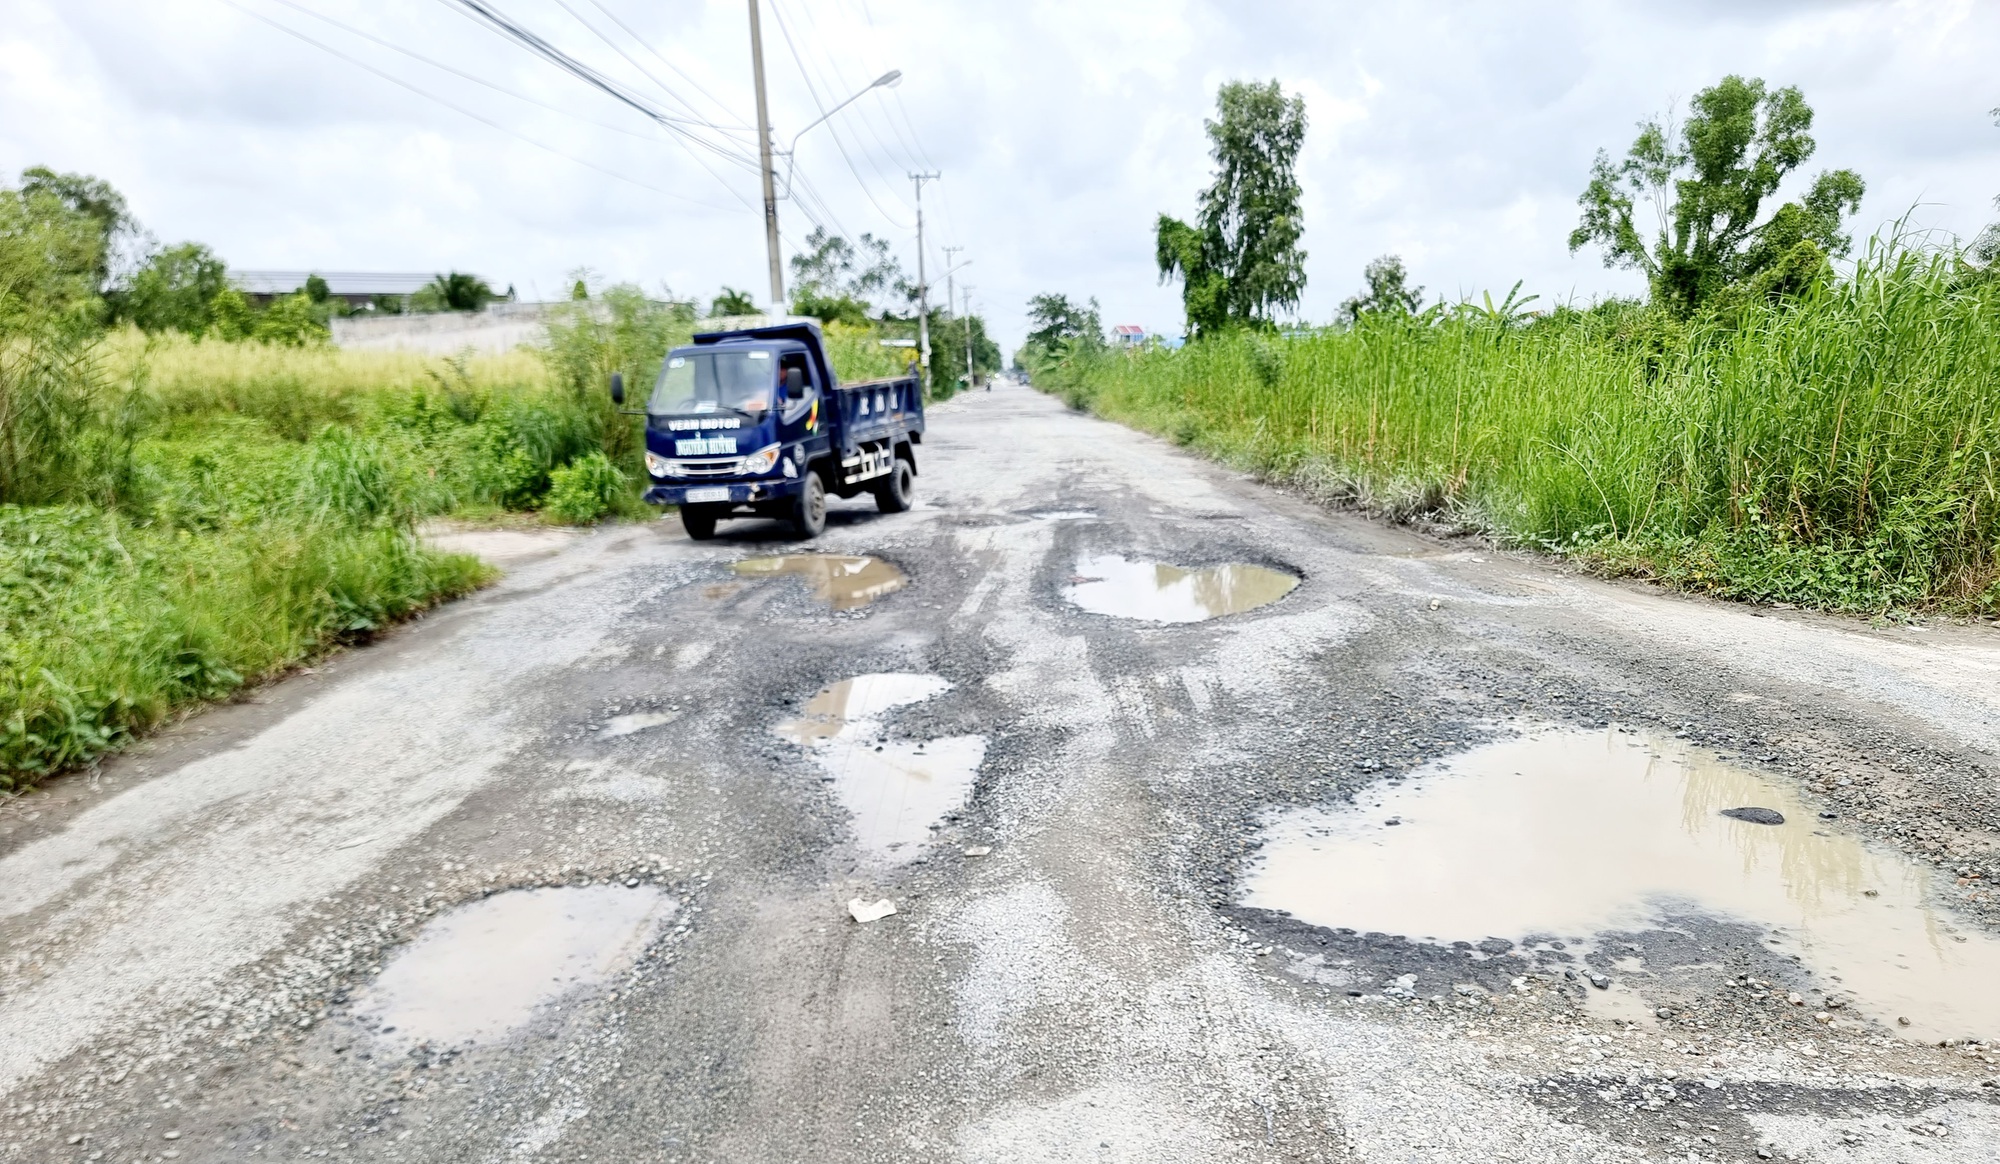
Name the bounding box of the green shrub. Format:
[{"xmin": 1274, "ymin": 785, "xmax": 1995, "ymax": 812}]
[{"xmin": 543, "ymin": 451, "xmax": 627, "ymax": 524}]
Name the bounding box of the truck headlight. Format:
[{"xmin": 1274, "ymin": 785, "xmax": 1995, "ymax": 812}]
[
  {"xmin": 645, "ymin": 451, "xmax": 677, "ymax": 477},
  {"xmin": 738, "ymin": 443, "xmax": 781, "ymax": 476}
]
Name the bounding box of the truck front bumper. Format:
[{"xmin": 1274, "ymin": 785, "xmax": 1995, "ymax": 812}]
[{"xmin": 643, "ymin": 478, "xmax": 802, "ymax": 507}]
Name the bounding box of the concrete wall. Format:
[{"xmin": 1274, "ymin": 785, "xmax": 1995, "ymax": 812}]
[{"xmin": 330, "ymin": 301, "xmax": 564, "ymax": 355}]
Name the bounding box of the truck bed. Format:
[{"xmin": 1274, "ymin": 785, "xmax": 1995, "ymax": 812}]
[{"xmin": 830, "ymin": 375, "xmax": 924, "ymax": 453}]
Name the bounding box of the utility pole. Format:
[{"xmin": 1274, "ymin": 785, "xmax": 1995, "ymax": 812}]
[
  {"xmin": 961, "ymin": 284, "xmax": 976, "ymax": 387},
  {"xmin": 941, "ymin": 245, "xmax": 962, "ymax": 387},
  {"xmin": 909, "ymin": 171, "xmax": 940, "ymax": 392},
  {"xmin": 747, "ymin": 0, "xmax": 784, "ymax": 313}
]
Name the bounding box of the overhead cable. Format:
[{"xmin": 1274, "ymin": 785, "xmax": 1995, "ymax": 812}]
[
  {"xmin": 224, "ymin": 0, "xmax": 743, "ymax": 211},
  {"xmin": 584, "ymin": 0, "xmax": 750, "ymax": 130},
  {"xmin": 766, "ymin": 0, "xmax": 911, "ymax": 229},
  {"xmin": 260, "ymin": 0, "xmax": 659, "ymax": 142},
  {"xmin": 439, "ymin": 0, "xmax": 757, "ymax": 172},
  {"xmin": 549, "ymin": 0, "xmax": 750, "ymax": 134}
]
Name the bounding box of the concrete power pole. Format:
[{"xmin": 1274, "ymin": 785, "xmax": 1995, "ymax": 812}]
[
  {"xmin": 910, "ymin": 171, "xmax": 940, "ymax": 392},
  {"xmin": 747, "ymin": 0, "xmax": 784, "ymax": 312},
  {"xmin": 961, "ymin": 285, "xmax": 976, "ymax": 387},
  {"xmin": 941, "ymin": 245, "xmax": 962, "ymax": 388}
]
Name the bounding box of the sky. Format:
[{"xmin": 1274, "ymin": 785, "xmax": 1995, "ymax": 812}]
[{"xmin": 3, "ymin": 0, "xmax": 1997, "ymax": 350}]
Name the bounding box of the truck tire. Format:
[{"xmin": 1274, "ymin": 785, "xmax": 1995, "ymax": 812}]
[
  {"xmin": 790, "ymin": 472, "xmax": 827, "ymax": 538},
  {"xmin": 874, "ymin": 458, "xmax": 914, "ymax": 513},
  {"xmin": 679, "ymin": 505, "xmax": 718, "ymax": 541}
]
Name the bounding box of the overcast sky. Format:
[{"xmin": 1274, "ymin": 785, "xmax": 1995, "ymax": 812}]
[{"xmin": 4, "ymin": 0, "xmax": 1997, "ymax": 349}]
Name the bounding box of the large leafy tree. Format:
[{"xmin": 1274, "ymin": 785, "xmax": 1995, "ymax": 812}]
[
  {"xmin": 18, "ymin": 167, "xmax": 133, "ymax": 291},
  {"xmin": 1570, "ymin": 75, "xmax": 1865, "ymax": 316},
  {"xmin": 788, "ymin": 226, "xmax": 910, "ymax": 323},
  {"xmin": 119, "ymin": 242, "xmax": 231, "ymax": 336},
  {"xmin": 1156, "ymin": 80, "xmax": 1308, "ymax": 337},
  {"xmin": 1337, "ymin": 255, "xmax": 1425, "ymax": 323},
  {"xmin": 1022, "ymin": 293, "xmax": 1103, "ymax": 355}
]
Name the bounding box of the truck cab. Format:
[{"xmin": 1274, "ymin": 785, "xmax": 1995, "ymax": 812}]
[{"xmin": 616, "ymin": 319, "xmax": 924, "ymax": 540}]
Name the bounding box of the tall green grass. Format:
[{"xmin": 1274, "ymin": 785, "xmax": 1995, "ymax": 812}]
[{"xmin": 1053, "ymin": 246, "xmax": 2000, "ymax": 612}]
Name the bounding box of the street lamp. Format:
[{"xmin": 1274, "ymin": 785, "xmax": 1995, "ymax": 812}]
[{"xmin": 778, "ymin": 71, "xmax": 902, "ymax": 199}]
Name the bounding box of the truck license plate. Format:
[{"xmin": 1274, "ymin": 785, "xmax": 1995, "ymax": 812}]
[{"xmin": 684, "ymin": 487, "xmax": 731, "ymax": 504}]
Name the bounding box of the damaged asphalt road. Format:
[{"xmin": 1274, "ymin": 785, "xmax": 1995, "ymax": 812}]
[{"xmin": 5, "ymin": 381, "xmax": 2000, "ymax": 1163}]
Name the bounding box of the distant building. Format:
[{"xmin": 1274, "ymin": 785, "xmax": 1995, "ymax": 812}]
[
  {"xmin": 233, "ymin": 271, "xmax": 454, "ymax": 309},
  {"xmin": 1112, "ymin": 324, "xmax": 1147, "ymax": 346}
]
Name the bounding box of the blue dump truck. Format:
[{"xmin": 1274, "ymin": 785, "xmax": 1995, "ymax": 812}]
[{"xmin": 612, "ymin": 319, "xmax": 924, "ymax": 541}]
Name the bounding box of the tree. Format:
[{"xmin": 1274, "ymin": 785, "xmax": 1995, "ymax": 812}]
[
  {"xmin": 1570, "ymin": 75, "xmax": 1865, "ymax": 316},
  {"xmin": 1337, "ymin": 255, "xmax": 1425, "ymax": 323},
  {"xmin": 118, "ymin": 242, "xmax": 231, "ymax": 335},
  {"xmin": 710, "ymin": 287, "xmax": 758, "ymax": 316},
  {"xmin": 1156, "ymin": 80, "xmax": 1308, "ymax": 337},
  {"xmin": 304, "ymin": 273, "xmax": 330, "ymax": 304},
  {"xmin": 788, "ymin": 226, "xmax": 910, "ymax": 323},
  {"xmin": 928, "ymin": 310, "xmax": 1003, "ymax": 389},
  {"xmin": 252, "ymin": 292, "xmax": 330, "ymax": 346},
  {"xmin": 18, "ymin": 167, "xmax": 133, "ymax": 290},
  {"xmin": 0, "ymin": 182, "xmax": 105, "ymax": 327},
  {"xmin": 410, "ymin": 272, "xmax": 493, "ymax": 313},
  {"xmin": 1022, "ymin": 293, "xmax": 1103, "ymax": 355},
  {"xmin": 571, "ymin": 278, "xmax": 589, "ymax": 300}
]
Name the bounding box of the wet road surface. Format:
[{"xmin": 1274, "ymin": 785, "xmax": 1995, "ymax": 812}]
[{"xmin": 5, "ymin": 381, "xmax": 2000, "ymax": 1163}]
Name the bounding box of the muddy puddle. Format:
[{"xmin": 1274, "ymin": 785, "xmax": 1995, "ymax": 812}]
[
  {"xmin": 1064, "ymin": 554, "xmax": 1296, "ymax": 622},
  {"xmin": 351, "ymin": 886, "xmax": 672, "ymax": 1049},
  {"xmin": 734, "ymin": 554, "xmax": 907, "ymax": 610},
  {"xmin": 775, "ymin": 674, "xmax": 985, "ymax": 862},
  {"xmin": 1245, "ymin": 725, "xmax": 2000, "ymax": 1043}
]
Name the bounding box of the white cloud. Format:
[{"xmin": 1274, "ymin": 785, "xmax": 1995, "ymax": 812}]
[{"xmin": 2, "ymin": 0, "xmax": 1995, "ymax": 348}]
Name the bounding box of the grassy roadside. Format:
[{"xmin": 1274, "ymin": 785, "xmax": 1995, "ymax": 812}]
[
  {"xmin": 1037, "ymin": 247, "xmax": 2000, "ymax": 616},
  {"xmin": 1, "ymin": 314, "xmax": 917, "ymax": 790}
]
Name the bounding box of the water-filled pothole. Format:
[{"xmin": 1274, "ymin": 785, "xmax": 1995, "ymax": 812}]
[
  {"xmin": 1063, "ymin": 554, "xmax": 1297, "ymax": 622},
  {"xmin": 775, "ymin": 674, "xmax": 985, "ymax": 862},
  {"xmin": 1244, "ymin": 725, "xmax": 2000, "ymax": 1042},
  {"xmin": 734, "ymin": 555, "xmax": 907, "ymax": 610},
  {"xmin": 351, "ymin": 886, "xmax": 672, "ymax": 1050}
]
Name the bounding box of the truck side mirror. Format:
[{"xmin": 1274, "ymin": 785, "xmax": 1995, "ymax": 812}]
[
  {"xmin": 609, "ymin": 372, "xmax": 625, "ymax": 405},
  {"xmin": 784, "ymin": 367, "xmax": 805, "ymax": 400}
]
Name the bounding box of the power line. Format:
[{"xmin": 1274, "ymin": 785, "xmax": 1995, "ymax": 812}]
[
  {"xmin": 438, "ymin": 0, "xmax": 757, "ymax": 171},
  {"xmin": 549, "ymin": 0, "xmax": 750, "ymax": 135},
  {"xmin": 259, "ymin": 0, "xmax": 661, "ymax": 142},
  {"xmin": 766, "ymin": 0, "xmax": 910, "ymax": 230},
  {"xmin": 584, "ymin": 0, "xmax": 749, "ymax": 130},
  {"xmin": 785, "ymin": 0, "xmax": 918, "ymax": 202},
  {"xmin": 223, "ymin": 0, "xmax": 742, "ymax": 211}
]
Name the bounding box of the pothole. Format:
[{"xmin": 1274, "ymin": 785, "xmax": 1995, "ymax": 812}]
[
  {"xmin": 775, "ymin": 673, "xmax": 985, "ymax": 863},
  {"xmin": 1244, "ymin": 724, "xmax": 2000, "ymax": 1043},
  {"xmin": 1063, "ymin": 554, "xmax": 1297, "ymax": 622},
  {"xmin": 733, "ymin": 554, "xmax": 908, "ymax": 610},
  {"xmin": 350, "ymin": 886, "xmax": 673, "ymax": 1050}
]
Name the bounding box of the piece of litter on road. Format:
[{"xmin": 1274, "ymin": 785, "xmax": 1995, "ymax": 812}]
[
  {"xmin": 1428, "ymin": 599, "xmax": 1441, "ymax": 610},
  {"xmin": 1721, "ymin": 806, "xmax": 1785, "ymax": 825},
  {"xmin": 335, "ymin": 835, "xmax": 377, "ymax": 850},
  {"xmin": 963, "ymin": 846, "xmax": 992, "ymax": 857},
  {"xmin": 848, "ymin": 897, "xmax": 897, "ymax": 923}
]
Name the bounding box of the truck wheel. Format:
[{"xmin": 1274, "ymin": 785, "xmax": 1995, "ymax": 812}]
[
  {"xmin": 790, "ymin": 473, "xmax": 827, "ymax": 538},
  {"xmin": 679, "ymin": 505, "xmax": 718, "ymax": 540},
  {"xmin": 874, "ymin": 459, "xmax": 914, "ymax": 513}
]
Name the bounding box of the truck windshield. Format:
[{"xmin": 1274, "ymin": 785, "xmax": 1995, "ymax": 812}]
[{"xmin": 649, "ymin": 350, "xmax": 775, "ymax": 415}]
